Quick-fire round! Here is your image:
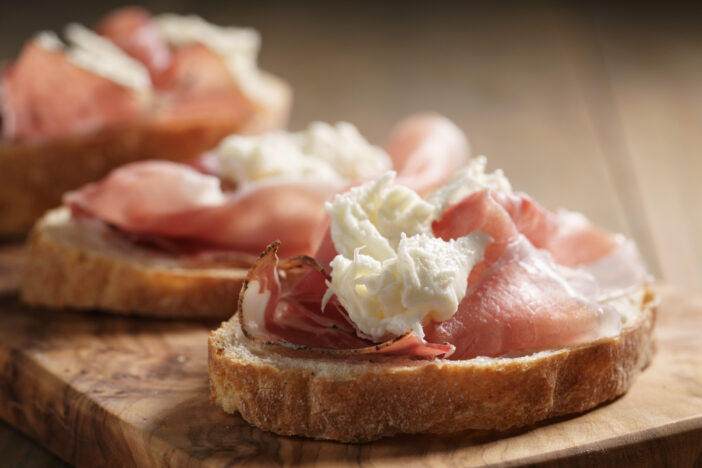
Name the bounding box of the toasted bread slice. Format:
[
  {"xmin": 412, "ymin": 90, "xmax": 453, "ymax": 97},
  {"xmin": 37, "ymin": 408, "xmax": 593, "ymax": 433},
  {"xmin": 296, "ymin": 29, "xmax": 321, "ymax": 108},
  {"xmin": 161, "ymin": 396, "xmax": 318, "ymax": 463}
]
[
  {"xmin": 21, "ymin": 207, "xmax": 249, "ymax": 319},
  {"xmin": 0, "ymin": 72, "xmax": 291, "ymax": 237},
  {"xmin": 209, "ymin": 286, "xmax": 657, "ymax": 442}
]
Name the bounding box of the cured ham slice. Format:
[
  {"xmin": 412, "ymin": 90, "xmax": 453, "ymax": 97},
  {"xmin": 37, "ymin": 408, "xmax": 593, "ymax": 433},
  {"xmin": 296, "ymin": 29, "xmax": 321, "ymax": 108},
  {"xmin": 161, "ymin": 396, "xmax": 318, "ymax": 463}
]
[
  {"xmin": 2, "ymin": 8, "xmax": 259, "ymax": 141},
  {"xmin": 310, "ymin": 225, "xmax": 337, "ymax": 269},
  {"xmin": 500, "ymin": 195, "xmax": 619, "ymax": 267},
  {"xmin": 580, "ymin": 240, "xmax": 651, "ymax": 299},
  {"xmin": 308, "ymin": 224, "xmax": 624, "ymax": 360},
  {"xmin": 98, "ymin": 8, "xmax": 254, "ymax": 123},
  {"xmin": 547, "ymin": 211, "xmax": 621, "ymax": 266},
  {"xmin": 433, "ymin": 189, "xmax": 619, "ymax": 269},
  {"xmin": 64, "ymin": 161, "xmax": 339, "ymax": 258},
  {"xmin": 386, "ymin": 114, "xmax": 469, "ymax": 197},
  {"xmin": 154, "ymin": 44, "xmax": 254, "ymax": 123},
  {"xmin": 240, "ymin": 176, "xmax": 646, "ymax": 361},
  {"xmin": 423, "ymin": 237, "xmax": 621, "ymax": 360},
  {"xmin": 239, "ymin": 242, "xmax": 454, "ymax": 357},
  {"xmin": 432, "ymin": 189, "xmax": 517, "ymax": 283},
  {"xmin": 1, "ymin": 42, "xmax": 142, "ymax": 140},
  {"xmin": 95, "ymin": 7, "xmax": 172, "ymax": 86},
  {"xmin": 64, "ymin": 161, "xmax": 226, "ymax": 225},
  {"xmin": 240, "ymin": 232, "xmax": 625, "ymax": 361},
  {"xmin": 240, "ymin": 243, "xmax": 368, "ymax": 348},
  {"xmin": 164, "ymin": 44, "xmax": 237, "ymax": 95},
  {"xmin": 64, "ymin": 113, "xmax": 470, "ymax": 260}
]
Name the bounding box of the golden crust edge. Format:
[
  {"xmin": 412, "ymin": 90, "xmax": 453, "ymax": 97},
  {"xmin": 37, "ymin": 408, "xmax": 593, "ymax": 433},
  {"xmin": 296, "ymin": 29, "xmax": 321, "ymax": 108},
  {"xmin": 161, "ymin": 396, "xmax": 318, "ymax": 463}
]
[
  {"xmin": 20, "ymin": 207, "xmax": 247, "ymax": 319},
  {"xmin": 208, "ymin": 288, "xmax": 656, "ymax": 442}
]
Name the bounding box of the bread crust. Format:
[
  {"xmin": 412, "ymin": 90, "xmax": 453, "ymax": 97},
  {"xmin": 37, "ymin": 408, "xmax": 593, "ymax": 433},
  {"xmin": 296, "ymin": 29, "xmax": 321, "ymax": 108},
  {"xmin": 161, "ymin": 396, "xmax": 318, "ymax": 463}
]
[
  {"xmin": 0, "ymin": 73, "xmax": 291, "ymax": 236},
  {"xmin": 208, "ymin": 288, "xmax": 656, "ymax": 442},
  {"xmin": 21, "ymin": 207, "xmax": 247, "ymax": 319}
]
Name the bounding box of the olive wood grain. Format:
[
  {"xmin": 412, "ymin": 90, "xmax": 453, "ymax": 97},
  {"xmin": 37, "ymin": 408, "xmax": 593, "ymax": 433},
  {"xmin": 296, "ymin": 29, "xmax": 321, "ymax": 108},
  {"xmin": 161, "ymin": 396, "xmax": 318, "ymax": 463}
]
[{"xmin": 0, "ymin": 272, "xmax": 700, "ymax": 466}]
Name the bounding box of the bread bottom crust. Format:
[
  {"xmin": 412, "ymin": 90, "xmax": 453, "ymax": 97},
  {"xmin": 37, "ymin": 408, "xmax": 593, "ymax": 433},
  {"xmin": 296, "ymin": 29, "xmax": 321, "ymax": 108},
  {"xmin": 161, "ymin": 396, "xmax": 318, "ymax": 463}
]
[
  {"xmin": 208, "ymin": 289, "xmax": 656, "ymax": 442},
  {"xmin": 21, "ymin": 208, "xmax": 247, "ymax": 319}
]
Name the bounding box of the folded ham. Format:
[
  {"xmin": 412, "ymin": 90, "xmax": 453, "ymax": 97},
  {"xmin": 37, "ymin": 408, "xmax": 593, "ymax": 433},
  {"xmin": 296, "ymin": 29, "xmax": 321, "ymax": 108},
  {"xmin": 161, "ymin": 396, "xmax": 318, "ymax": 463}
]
[
  {"xmin": 1, "ymin": 7, "xmax": 254, "ymax": 141},
  {"xmin": 422, "ymin": 236, "xmax": 621, "ymax": 360},
  {"xmin": 238, "ymin": 171, "xmax": 650, "ymax": 360},
  {"xmin": 1, "ymin": 42, "xmax": 143, "ymax": 140},
  {"xmin": 433, "ymin": 189, "xmax": 620, "ymax": 268},
  {"xmin": 95, "ymin": 7, "xmax": 172, "ymax": 85},
  {"xmin": 66, "ymin": 161, "xmax": 337, "ymax": 258},
  {"xmin": 239, "ymin": 242, "xmax": 455, "ymax": 358},
  {"xmin": 65, "ymin": 114, "xmax": 470, "ymax": 259},
  {"xmin": 387, "ymin": 114, "xmax": 469, "ymax": 197},
  {"xmin": 96, "ymin": 8, "xmax": 255, "ymax": 123}
]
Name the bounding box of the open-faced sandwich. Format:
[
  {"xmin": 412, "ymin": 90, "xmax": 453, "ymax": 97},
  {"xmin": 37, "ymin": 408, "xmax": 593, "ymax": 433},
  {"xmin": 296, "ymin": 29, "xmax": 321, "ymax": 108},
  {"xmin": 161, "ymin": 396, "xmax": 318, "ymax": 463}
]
[
  {"xmin": 0, "ymin": 7, "xmax": 291, "ymax": 236},
  {"xmin": 21, "ymin": 114, "xmax": 469, "ymax": 318},
  {"xmin": 209, "ymin": 139, "xmax": 656, "ymax": 441}
]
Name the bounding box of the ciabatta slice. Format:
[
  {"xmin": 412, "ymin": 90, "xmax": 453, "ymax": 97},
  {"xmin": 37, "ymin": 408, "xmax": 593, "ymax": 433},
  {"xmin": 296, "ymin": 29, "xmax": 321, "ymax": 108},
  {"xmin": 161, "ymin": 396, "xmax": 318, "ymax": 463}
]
[
  {"xmin": 208, "ymin": 287, "xmax": 656, "ymax": 442},
  {"xmin": 21, "ymin": 207, "xmax": 248, "ymax": 319},
  {"xmin": 0, "ymin": 72, "xmax": 291, "ymax": 237}
]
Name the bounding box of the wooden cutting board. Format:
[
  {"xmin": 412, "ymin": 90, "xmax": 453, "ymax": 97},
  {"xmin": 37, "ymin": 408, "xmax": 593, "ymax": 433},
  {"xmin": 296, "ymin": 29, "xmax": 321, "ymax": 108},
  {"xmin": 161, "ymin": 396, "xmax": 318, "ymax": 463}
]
[{"xmin": 0, "ymin": 248, "xmax": 701, "ymax": 467}]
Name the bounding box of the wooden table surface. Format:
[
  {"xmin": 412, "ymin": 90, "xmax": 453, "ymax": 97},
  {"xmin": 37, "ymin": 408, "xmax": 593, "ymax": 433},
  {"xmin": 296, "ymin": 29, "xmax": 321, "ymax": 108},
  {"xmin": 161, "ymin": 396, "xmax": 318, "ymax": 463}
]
[{"xmin": 1, "ymin": 1, "xmax": 701, "ymax": 466}]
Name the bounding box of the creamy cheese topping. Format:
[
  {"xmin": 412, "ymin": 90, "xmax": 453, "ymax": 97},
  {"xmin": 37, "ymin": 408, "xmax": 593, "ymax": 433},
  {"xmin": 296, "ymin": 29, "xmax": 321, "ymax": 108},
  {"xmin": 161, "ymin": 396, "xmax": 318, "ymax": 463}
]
[
  {"xmin": 34, "ymin": 26, "xmax": 152, "ymax": 97},
  {"xmin": 154, "ymin": 14, "xmax": 265, "ymax": 102},
  {"xmin": 214, "ymin": 122, "xmax": 391, "ymax": 186},
  {"xmin": 34, "ymin": 31, "xmax": 64, "ymax": 51},
  {"xmin": 324, "ymin": 173, "xmax": 489, "ymax": 340},
  {"xmin": 155, "ymin": 13, "xmax": 259, "ymax": 61},
  {"xmin": 64, "ymin": 24, "xmax": 152, "ymax": 95},
  {"xmin": 428, "ymin": 155, "xmax": 512, "ymax": 216}
]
